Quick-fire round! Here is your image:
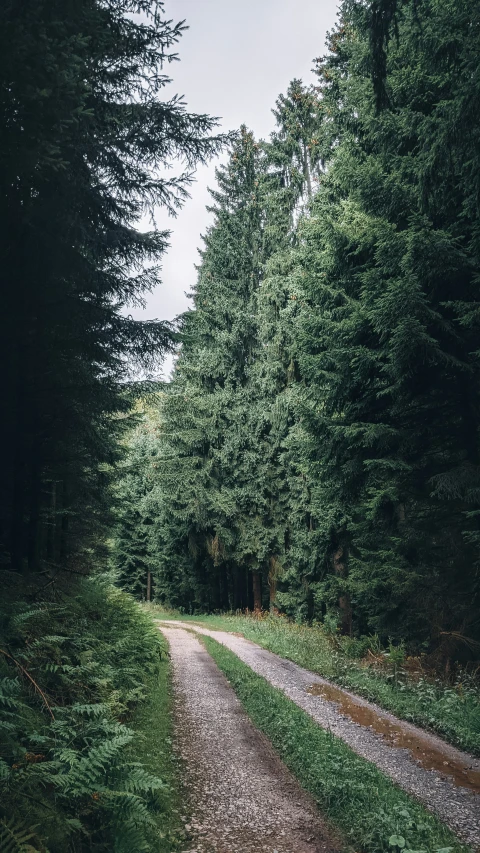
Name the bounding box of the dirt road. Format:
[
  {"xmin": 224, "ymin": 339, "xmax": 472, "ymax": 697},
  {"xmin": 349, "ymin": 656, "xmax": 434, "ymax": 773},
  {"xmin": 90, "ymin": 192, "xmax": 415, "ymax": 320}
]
[
  {"xmin": 161, "ymin": 620, "xmax": 480, "ymax": 848},
  {"xmin": 160, "ymin": 625, "xmax": 339, "ymax": 853}
]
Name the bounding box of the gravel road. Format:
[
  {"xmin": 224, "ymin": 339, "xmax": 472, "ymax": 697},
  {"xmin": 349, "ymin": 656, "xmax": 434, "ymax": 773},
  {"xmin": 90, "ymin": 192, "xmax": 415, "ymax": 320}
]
[
  {"xmin": 161, "ymin": 621, "xmax": 480, "ymax": 849},
  {"xmin": 160, "ymin": 625, "xmax": 339, "ymax": 853}
]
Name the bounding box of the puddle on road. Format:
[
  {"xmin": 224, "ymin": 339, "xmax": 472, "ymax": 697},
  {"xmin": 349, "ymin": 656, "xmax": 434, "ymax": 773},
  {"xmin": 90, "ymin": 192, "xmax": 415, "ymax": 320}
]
[{"xmin": 307, "ymin": 681, "xmax": 480, "ymax": 794}]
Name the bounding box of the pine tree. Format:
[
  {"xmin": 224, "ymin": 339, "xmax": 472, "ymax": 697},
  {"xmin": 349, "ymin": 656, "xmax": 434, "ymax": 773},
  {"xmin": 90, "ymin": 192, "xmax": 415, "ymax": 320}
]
[
  {"xmin": 295, "ymin": 0, "xmax": 480, "ymax": 646},
  {"xmin": 0, "ymin": 0, "xmax": 224, "ymax": 576},
  {"xmin": 153, "ymin": 128, "xmax": 266, "ymax": 610}
]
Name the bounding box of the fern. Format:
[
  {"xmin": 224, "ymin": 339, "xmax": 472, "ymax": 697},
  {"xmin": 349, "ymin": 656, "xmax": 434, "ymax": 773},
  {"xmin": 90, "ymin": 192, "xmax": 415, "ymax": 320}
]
[
  {"xmin": 0, "ymin": 578, "xmax": 167, "ymax": 852},
  {"xmin": 120, "ymin": 764, "xmax": 166, "ymax": 794},
  {"xmin": 0, "ymin": 819, "xmax": 39, "ymax": 853}
]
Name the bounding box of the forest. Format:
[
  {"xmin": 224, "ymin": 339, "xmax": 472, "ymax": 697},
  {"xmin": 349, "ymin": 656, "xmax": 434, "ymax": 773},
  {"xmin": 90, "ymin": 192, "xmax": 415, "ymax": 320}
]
[
  {"xmin": 115, "ymin": 0, "xmax": 480, "ymax": 656},
  {"xmin": 1, "ymin": 0, "xmax": 480, "ymax": 851}
]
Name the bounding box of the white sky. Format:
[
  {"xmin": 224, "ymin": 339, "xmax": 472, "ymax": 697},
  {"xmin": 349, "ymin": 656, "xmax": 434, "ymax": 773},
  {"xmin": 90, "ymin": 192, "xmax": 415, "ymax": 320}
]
[{"xmin": 132, "ymin": 0, "xmax": 339, "ymax": 378}]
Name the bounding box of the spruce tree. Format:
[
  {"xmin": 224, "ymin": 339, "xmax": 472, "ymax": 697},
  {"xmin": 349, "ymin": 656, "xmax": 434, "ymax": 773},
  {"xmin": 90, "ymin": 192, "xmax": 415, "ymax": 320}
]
[
  {"xmin": 247, "ymin": 80, "xmax": 325, "ymax": 617},
  {"xmin": 154, "ymin": 128, "xmax": 265, "ymax": 610},
  {"xmin": 295, "ymin": 0, "xmax": 480, "ymax": 646},
  {"xmin": 0, "ymin": 0, "xmax": 224, "ymax": 576}
]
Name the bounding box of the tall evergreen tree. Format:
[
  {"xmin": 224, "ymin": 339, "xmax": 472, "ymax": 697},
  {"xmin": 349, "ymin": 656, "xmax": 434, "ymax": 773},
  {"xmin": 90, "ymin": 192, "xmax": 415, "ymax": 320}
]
[
  {"xmin": 140, "ymin": 84, "xmax": 325, "ymax": 615},
  {"xmin": 152, "ymin": 127, "xmax": 265, "ymax": 610},
  {"xmin": 0, "ymin": 0, "xmax": 224, "ymax": 576},
  {"xmin": 245, "ymin": 80, "xmax": 325, "ymax": 617},
  {"xmin": 295, "ymin": 0, "xmax": 480, "ymax": 646}
]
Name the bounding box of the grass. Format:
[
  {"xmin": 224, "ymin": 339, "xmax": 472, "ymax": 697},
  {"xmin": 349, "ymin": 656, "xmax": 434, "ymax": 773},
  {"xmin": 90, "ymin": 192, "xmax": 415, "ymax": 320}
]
[
  {"xmin": 203, "ymin": 634, "xmax": 470, "ymax": 853},
  {"xmin": 151, "ymin": 606, "xmax": 480, "ymax": 756},
  {"xmin": 128, "ymin": 630, "xmax": 185, "ymax": 852}
]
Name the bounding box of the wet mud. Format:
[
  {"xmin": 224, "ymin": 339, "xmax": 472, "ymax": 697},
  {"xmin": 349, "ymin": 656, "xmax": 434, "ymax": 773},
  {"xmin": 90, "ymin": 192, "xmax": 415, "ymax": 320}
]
[{"xmin": 307, "ymin": 681, "xmax": 480, "ymax": 794}]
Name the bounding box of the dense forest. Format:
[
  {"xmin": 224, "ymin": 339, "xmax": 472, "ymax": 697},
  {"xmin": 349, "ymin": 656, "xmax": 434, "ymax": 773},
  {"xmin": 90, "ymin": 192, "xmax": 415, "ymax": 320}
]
[
  {"xmin": 114, "ymin": 0, "xmax": 480, "ymax": 659},
  {"xmin": 1, "ymin": 0, "xmax": 480, "ymax": 849}
]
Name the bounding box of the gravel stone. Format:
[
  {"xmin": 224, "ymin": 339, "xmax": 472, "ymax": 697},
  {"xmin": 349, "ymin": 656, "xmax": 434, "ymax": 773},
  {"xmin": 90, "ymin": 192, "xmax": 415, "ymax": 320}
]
[
  {"xmin": 160, "ymin": 625, "xmax": 339, "ymax": 853},
  {"xmin": 162, "ymin": 621, "xmax": 480, "ymax": 849}
]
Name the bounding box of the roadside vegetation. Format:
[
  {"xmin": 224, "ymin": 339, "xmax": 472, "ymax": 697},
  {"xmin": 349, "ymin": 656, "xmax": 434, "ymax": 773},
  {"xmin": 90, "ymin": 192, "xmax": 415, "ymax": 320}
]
[
  {"xmin": 204, "ymin": 635, "xmax": 470, "ymax": 853},
  {"xmin": 153, "ymin": 608, "xmax": 480, "ymax": 756},
  {"xmin": 129, "ymin": 630, "xmax": 185, "ymax": 853},
  {"xmin": 0, "ymin": 579, "xmax": 179, "ymax": 852}
]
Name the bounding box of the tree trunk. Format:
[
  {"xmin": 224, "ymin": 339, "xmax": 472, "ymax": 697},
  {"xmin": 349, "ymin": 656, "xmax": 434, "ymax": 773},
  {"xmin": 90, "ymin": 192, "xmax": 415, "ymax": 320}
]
[
  {"xmin": 269, "ymin": 579, "xmax": 276, "ymax": 614},
  {"xmin": 60, "ymin": 479, "xmax": 69, "ymax": 562},
  {"xmin": 252, "ymin": 570, "xmax": 262, "ymax": 613},
  {"xmin": 11, "ymin": 455, "xmax": 26, "ymax": 573},
  {"xmin": 268, "ymin": 556, "xmax": 278, "ymax": 614},
  {"xmin": 11, "ymin": 344, "xmax": 27, "ymax": 573},
  {"xmin": 27, "ymin": 471, "xmax": 41, "ymax": 572},
  {"xmin": 146, "ymin": 570, "xmax": 151, "ymax": 603},
  {"xmin": 46, "ymin": 481, "xmax": 56, "ymax": 562},
  {"xmin": 233, "ymin": 564, "xmax": 247, "ymax": 610},
  {"xmin": 333, "ymin": 545, "xmax": 352, "ymax": 636},
  {"xmin": 27, "ymin": 420, "xmax": 42, "ymax": 572}
]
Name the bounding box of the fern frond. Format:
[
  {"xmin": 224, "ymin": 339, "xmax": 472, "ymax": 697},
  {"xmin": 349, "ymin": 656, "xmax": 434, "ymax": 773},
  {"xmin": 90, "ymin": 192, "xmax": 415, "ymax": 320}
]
[
  {"xmin": 0, "ymin": 818, "xmax": 40, "ymax": 853},
  {"xmin": 120, "ymin": 764, "xmax": 165, "ymax": 794}
]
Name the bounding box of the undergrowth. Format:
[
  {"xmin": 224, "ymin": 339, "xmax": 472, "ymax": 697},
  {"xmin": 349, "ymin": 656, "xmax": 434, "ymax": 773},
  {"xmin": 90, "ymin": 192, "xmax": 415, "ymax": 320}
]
[
  {"xmin": 0, "ymin": 576, "xmax": 176, "ymax": 852},
  {"xmin": 128, "ymin": 638, "xmax": 184, "ymax": 852},
  {"xmin": 204, "ymin": 635, "xmax": 469, "ymax": 853},
  {"xmin": 153, "ymin": 608, "xmax": 480, "ymax": 756}
]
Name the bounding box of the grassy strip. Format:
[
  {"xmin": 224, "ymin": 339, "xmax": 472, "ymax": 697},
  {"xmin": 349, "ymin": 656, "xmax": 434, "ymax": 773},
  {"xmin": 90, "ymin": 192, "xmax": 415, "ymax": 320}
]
[
  {"xmin": 203, "ymin": 635, "xmax": 469, "ymax": 853},
  {"xmin": 128, "ymin": 631, "xmax": 184, "ymax": 852},
  {"xmin": 152, "ymin": 607, "xmax": 480, "ymax": 756}
]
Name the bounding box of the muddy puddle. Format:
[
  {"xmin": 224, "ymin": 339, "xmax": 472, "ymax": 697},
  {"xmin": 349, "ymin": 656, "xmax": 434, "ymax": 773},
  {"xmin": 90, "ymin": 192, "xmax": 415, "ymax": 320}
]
[{"xmin": 307, "ymin": 681, "xmax": 480, "ymax": 794}]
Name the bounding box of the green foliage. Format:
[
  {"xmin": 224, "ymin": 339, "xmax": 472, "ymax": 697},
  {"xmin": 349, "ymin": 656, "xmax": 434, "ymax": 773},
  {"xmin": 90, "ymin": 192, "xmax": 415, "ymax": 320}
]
[
  {"xmin": 0, "ymin": 819, "xmax": 39, "ymax": 853},
  {"xmin": 204, "ymin": 635, "xmax": 467, "ymax": 853},
  {"xmin": 295, "ymin": 0, "xmax": 480, "ymax": 645},
  {"xmin": 0, "ymin": 0, "xmax": 224, "ymax": 575},
  {"xmin": 0, "ymin": 577, "xmax": 170, "ymax": 852},
  {"xmin": 135, "ymin": 126, "xmax": 270, "ymax": 611},
  {"xmin": 139, "ymin": 0, "xmax": 480, "ymax": 668},
  {"xmin": 114, "ymin": 81, "xmax": 327, "ymax": 616},
  {"xmin": 112, "ymin": 406, "xmax": 162, "ymax": 599},
  {"xmin": 127, "ymin": 638, "xmax": 185, "ymax": 852}
]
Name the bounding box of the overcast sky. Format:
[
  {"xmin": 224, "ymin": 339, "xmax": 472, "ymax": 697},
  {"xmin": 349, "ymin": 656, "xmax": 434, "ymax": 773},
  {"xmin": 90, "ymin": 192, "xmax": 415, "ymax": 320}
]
[{"xmin": 134, "ymin": 0, "xmax": 339, "ymax": 377}]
